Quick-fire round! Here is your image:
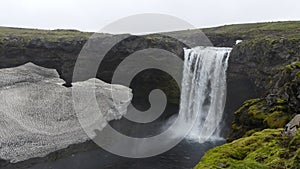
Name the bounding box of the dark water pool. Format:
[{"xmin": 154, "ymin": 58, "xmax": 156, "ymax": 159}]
[
  {"xmin": 4, "ymin": 103, "xmax": 227, "ymax": 169},
  {"xmin": 28, "ymin": 139, "xmax": 224, "ymax": 169}
]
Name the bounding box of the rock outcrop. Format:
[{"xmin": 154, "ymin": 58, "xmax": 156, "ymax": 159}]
[
  {"xmin": 227, "ymin": 61, "xmax": 300, "ymax": 141},
  {"xmin": 0, "ymin": 63, "xmax": 132, "ymax": 167},
  {"xmin": 282, "ymin": 114, "xmax": 300, "ymax": 137},
  {"xmin": 194, "ymin": 22, "xmax": 300, "ymax": 168}
]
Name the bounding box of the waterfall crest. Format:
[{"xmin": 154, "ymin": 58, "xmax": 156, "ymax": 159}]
[{"xmin": 179, "ymin": 46, "xmax": 231, "ymax": 143}]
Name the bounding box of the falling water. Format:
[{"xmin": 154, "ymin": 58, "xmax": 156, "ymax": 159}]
[{"xmin": 179, "ymin": 46, "xmax": 231, "ymax": 143}]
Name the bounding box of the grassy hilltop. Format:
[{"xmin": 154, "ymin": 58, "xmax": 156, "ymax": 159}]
[
  {"xmin": 203, "ymin": 21, "xmax": 300, "ymax": 39},
  {"xmin": 0, "ymin": 20, "xmax": 300, "ymax": 42}
]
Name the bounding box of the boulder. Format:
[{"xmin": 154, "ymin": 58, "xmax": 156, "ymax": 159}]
[{"xmin": 282, "ymin": 114, "xmax": 300, "ymax": 137}]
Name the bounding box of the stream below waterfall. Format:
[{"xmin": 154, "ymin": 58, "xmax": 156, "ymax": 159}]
[{"xmin": 29, "ymin": 139, "xmax": 225, "ymax": 169}]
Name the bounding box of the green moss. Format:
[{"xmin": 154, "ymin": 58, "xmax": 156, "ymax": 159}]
[
  {"xmin": 229, "ymin": 162, "xmax": 266, "ymax": 169},
  {"xmin": 232, "ymin": 123, "xmax": 242, "ymax": 131},
  {"xmin": 245, "ymin": 99, "xmax": 261, "ymax": 106},
  {"xmin": 234, "ymin": 106, "xmax": 245, "ymax": 115},
  {"xmin": 235, "ymin": 99, "xmax": 261, "ymax": 115},
  {"xmin": 294, "ymin": 62, "xmax": 300, "ymax": 68},
  {"xmin": 0, "ymin": 27, "xmax": 93, "ymax": 41},
  {"xmin": 284, "ymin": 64, "xmax": 295, "ymax": 71},
  {"xmin": 228, "ymin": 94, "xmax": 296, "ymax": 141},
  {"xmin": 248, "ymin": 108, "xmax": 266, "ymax": 120},
  {"xmin": 202, "ymin": 21, "xmax": 300, "ymax": 42},
  {"xmin": 246, "ymin": 101, "xmax": 268, "ymax": 122},
  {"xmin": 0, "ymin": 26, "xmax": 96, "ymax": 47},
  {"xmin": 194, "ymin": 129, "xmax": 300, "ymax": 169},
  {"xmin": 269, "ymin": 105, "xmax": 286, "ymax": 112},
  {"xmin": 265, "ymin": 111, "xmax": 289, "ymax": 129},
  {"xmin": 269, "ymin": 80, "xmax": 273, "ymax": 86},
  {"xmin": 2, "ymin": 21, "xmax": 300, "ymax": 48},
  {"xmin": 296, "ymin": 71, "xmax": 300, "ymax": 80},
  {"xmin": 282, "ymin": 62, "xmax": 300, "ymax": 71},
  {"xmin": 244, "ymin": 129, "xmax": 259, "ymax": 137},
  {"xmin": 276, "ymin": 98, "xmax": 286, "ymax": 104}
]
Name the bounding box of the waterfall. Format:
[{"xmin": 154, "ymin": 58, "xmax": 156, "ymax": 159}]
[{"xmin": 179, "ymin": 46, "xmax": 231, "ymax": 143}]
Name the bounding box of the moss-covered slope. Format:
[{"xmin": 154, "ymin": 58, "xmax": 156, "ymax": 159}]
[
  {"xmin": 195, "ymin": 129, "xmax": 300, "ymax": 169},
  {"xmin": 227, "ymin": 62, "xmax": 300, "ymax": 141}
]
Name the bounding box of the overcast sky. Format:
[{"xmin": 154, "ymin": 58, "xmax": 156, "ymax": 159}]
[{"xmin": 1, "ymin": 0, "xmax": 299, "ymax": 32}]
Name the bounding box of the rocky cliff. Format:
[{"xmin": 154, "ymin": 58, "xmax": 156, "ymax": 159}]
[
  {"xmin": 195, "ymin": 21, "xmax": 300, "ymax": 168},
  {"xmin": 0, "ymin": 23, "xmax": 282, "ymax": 119}
]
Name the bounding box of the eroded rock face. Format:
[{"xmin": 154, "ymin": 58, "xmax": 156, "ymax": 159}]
[
  {"xmin": 1, "ymin": 30, "xmax": 299, "ymax": 142},
  {"xmin": 0, "ymin": 31, "xmax": 266, "ymax": 114},
  {"xmin": 227, "ymin": 61, "xmax": 300, "ymax": 141},
  {"xmin": 0, "ymin": 63, "xmax": 132, "ymax": 164},
  {"xmin": 228, "ymin": 39, "xmax": 300, "ymax": 92}
]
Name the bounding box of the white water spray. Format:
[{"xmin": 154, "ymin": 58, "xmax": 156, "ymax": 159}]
[{"xmin": 179, "ymin": 46, "xmax": 231, "ymax": 143}]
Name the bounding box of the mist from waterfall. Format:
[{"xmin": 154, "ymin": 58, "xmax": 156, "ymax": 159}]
[{"xmin": 179, "ymin": 46, "xmax": 231, "ymax": 143}]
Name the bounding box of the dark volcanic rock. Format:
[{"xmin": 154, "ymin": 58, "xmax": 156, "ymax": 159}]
[
  {"xmin": 0, "ymin": 34, "xmax": 188, "ymax": 107},
  {"xmin": 1, "ymin": 27, "xmax": 299, "ymax": 141},
  {"xmin": 224, "ymin": 39, "xmax": 300, "ymax": 125},
  {"xmin": 227, "ymin": 61, "xmax": 300, "ymax": 141}
]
